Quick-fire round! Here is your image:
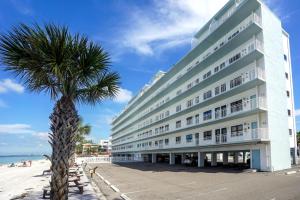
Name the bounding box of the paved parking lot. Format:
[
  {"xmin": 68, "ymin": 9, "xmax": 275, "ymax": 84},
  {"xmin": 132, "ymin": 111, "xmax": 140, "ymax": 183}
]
[{"xmin": 88, "ymin": 163, "xmax": 300, "ymax": 200}]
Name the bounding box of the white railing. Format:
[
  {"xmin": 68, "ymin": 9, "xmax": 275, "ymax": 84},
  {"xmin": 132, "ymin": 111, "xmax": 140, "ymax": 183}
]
[
  {"xmin": 111, "ymin": 156, "xmax": 144, "ymax": 163},
  {"xmin": 208, "ymin": 97, "xmax": 267, "ymax": 123},
  {"xmin": 200, "ymin": 128, "xmax": 268, "ymax": 146},
  {"xmin": 76, "ymin": 156, "xmax": 111, "ymax": 164}
]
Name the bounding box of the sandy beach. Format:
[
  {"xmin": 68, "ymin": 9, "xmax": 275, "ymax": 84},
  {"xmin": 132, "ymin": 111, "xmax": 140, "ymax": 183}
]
[
  {"xmin": 0, "ymin": 159, "xmax": 50, "ymax": 199},
  {"xmin": 0, "ymin": 159, "xmax": 99, "ymax": 200}
]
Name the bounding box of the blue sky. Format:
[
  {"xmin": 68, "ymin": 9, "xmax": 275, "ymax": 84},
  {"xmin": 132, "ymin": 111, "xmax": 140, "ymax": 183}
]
[{"xmin": 0, "ymin": 0, "xmax": 299, "ymax": 155}]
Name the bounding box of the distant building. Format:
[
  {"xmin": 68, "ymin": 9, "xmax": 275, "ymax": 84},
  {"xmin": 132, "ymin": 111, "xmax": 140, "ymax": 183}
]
[
  {"xmin": 82, "ymin": 143, "xmax": 100, "ymax": 155},
  {"xmin": 111, "ymin": 0, "xmax": 297, "ymax": 171},
  {"xmin": 99, "ymin": 138, "xmax": 112, "ymax": 154}
]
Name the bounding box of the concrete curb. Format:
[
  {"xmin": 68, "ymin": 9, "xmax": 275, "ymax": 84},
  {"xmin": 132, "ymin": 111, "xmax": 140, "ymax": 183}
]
[
  {"xmin": 285, "ymin": 170, "xmax": 296, "ymax": 175},
  {"xmin": 110, "ymin": 185, "xmax": 120, "ymax": 193},
  {"xmin": 121, "ymin": 193, "xmax": 131, "ymax": 200}
]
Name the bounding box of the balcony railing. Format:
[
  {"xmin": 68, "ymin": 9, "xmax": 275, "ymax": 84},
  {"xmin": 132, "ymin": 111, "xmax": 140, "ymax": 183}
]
[
  {"xmin": 200, "ymin": 128, "xmax": 268, "ymax": 146},
  {"xmin": 207, "ymin": 97, "xmax": 267, "ymax": 124}
]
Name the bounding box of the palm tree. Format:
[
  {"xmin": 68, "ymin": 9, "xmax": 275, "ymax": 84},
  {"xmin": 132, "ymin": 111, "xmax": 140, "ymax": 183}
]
[
  {"xmin": 0, "ymin": 23, "xmax": 120, "ymax": 200},
  {"xmin": 70, "ymin": 117, "xmax": 91, "ymax": 164}
]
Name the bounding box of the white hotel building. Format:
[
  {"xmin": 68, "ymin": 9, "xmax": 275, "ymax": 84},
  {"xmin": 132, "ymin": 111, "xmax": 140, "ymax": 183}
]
[{"xmin": 111, "ymin": 0, "xmax": 298, "ymax": 171}]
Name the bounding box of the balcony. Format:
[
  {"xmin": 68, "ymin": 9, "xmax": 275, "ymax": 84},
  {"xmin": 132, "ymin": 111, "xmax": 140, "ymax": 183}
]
[{"xmin": 199, "ymin": 128, "xmax": 268, "ymax": 147}]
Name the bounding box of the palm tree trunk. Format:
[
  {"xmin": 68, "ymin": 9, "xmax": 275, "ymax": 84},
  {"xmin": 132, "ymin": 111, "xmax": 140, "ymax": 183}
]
[
  {"xmin": 49, "ymin": 96, "xmax": 79, "ymax": 200},
  {"xmin": 69, "ymin": 145, "xmax": 76, "ymax": 166}
]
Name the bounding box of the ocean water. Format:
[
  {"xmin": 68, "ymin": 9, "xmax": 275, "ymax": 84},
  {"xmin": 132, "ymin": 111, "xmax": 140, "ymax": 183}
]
[{"xmin": 0, "ymin": 155, "xmax": 44, "ymax": 165}]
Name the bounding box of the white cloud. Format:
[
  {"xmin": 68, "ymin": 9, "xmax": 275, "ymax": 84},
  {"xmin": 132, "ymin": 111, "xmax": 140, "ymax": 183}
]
[
  {"xmin": 0, "ymin": 79, "xmax": 24, "ymax": 94},
  {"xmin": 119, "ymin": 0, "xmax": 229, "ymax": 55},
  {"xmin": 114, "ymin": 88, "xmax": 133, "ymax": 103},
  {"xmin": 0, "ymin": 124, "xmax": 33, "ymax": 134},
  {"xmin": 295, "ymin": 109, "xmax": 300, "ymax": 117},
  {"xmin": 0, "ymin": 124, "xmax": 49, "ymax": 141},
  {"xmin": 32, "ymin": 132, "xmax": 49, "ymax": 141}
]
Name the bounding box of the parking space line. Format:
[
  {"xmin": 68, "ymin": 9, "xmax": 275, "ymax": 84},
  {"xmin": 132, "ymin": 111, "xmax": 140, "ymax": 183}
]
[{"xmin": 123, "ymin": 189, "xmax": 151, "ymax": 195}]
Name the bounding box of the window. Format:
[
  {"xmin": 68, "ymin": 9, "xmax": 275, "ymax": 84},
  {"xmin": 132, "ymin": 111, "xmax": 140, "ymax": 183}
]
[
  {"xmin": 177, "ymin": 90, "xmax": 182, "ymax": 96},
  {"xmin": 159, "ymin": 126, "xmax": 164, "ymax": 133},
  {"xmin": 220, "ymin": 62, "xmax": 225, "ymax": 69},
  {"xmin": 203, "ymin": 131, "xmax": 212, "ymax": 140},
  {"xmin": 289, "ymin": 129, "xmax": 293, "ymax": 136},
  {"xmin": 155, "ymin": 128, "xmax": 159, "ymax": 134},
  {"xmin": 187, "ymin": 83, "xmax": 193, "ymax": 89},
  {"xmin": 221, "ymin": 105, "xmax": 227, "ymax": 117},
  {"xmin": 195, "ymin": 96, "xmax": 200, "ymax": 104},
  {"xmin": 176, "ymin": 136, "xmax": 181, "ymax": 144},
  {"xmin": 287, "ymin": 91, "xmax": 290, "ymax": 97},
  {"xmin": 187, "ymin": 99, "xmax": 193, "ymax": 108},
  {"xmin": 230, "ymin": 76, "xmax": 242, "ymax": 88},
  {"xmin": 221, "ymin": 83, "xmax": 226, "ymax": 93},
  {"xmin": 231, "ymin": 100, "xmax": 243, "ymax": 113},
  {"xmin": 231, "ymin": 124, "xmax": 243, "ymax": 137},
  {"xmin": 203, "ymin": 90, "xmax": 212, "ymax": 100},
  {"xmin": 215, "ymin": 107, "xmax": 220, "ymax": 119},
  {"xmin": 186, "ymin": 117, "xmax": 193, "ymax": 125},
  {"xmin": 156, "ymin": 115, "xmax": 159, "ymax": 121},
  {"xmin": 203, "ymin": 71, "xmax": 212, "ymax": 80},
  {"xmin": 165, "ymin": 110, "xmax": 170, "ymax": 117},
  {"xmin": 284, "ymin": 54, "xmax": 288, "ymax": 61},
  {"xmin": 165, "ymin": 124, "xmax": 169, "ymax": 132},
  {"xmin": 186, "ymin": 134, "xmax": 193, "ymax": 143},
  {"xmin": 215, "ymin": 86, "xmax": 220, "ymax": 96},
  {"xmin": 195, "ymin": 114, "xmax": 200, "ymax": 124},
  {"xmin": 195, "ymin": 78, "xmax": 200, "ymax": 84},
  {"xmin": 288, "ymin": 109, "xmax": 291, "ymax": 116},
  {"xmin": 155, "ymin": 141, "xmax": 158, "ymax": 146},
  {"xmin": 285, "ymin": 72, "xmax": 289, "ymax": 80},
  {"xmin": 176, "ymin": 105, "xmax": 181, "ymax": 112},
  {"xmin": 229, "ymin": 53, "xmax": 241, "ymax": 64},
  {"xmin": 214, "ymin": 66, "xmax": 219, "ymax": 73},
  {"xmin": 215, "ymin": 129, "xmax": 221, "ymax": 143},
  {"xmin": 176, "ymin": 120, "xmax": 181, "ymax": 128},
  {"xmin": 149, "ymin": 141, "xmax": 152, "ymax": 146},
  {"xmin": 203, "ymin": 110, "xmax": 212, "ymax": 121},
  {"xmin": 165, "ymin": 138, "xmax": 169, "ymax": 145}
]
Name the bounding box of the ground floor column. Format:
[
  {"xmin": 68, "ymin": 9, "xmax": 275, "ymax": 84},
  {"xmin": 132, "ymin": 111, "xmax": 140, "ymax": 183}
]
[
  {"xmin": 211, "ymin": 152, "xmax": 217, "ymax": 166},
  {"xmin": 181, "ymin": 153, "xmax": 185, "ymax": 164},
  {"xmin": 152, "ymin": 153, "xmax": 157, "ymax": 163},
  {"xmin": 169, "ymin": 153, "xmax": 175, "ymax": 165},
  {"xmin": 234, "ymin": 152, "xmax": 239, "ymax": 164},
  {"xmin": 198, "ymin": 152, "xmax": 205, "ymax": 167},
  {"xmin": 223, "ymin": 152, "xmax": 228, "ymax": 165}
]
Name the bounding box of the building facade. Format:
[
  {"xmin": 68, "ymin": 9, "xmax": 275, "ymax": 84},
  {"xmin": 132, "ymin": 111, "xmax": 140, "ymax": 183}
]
[
  {"xmin": 99, "ymin": 138, "xmax": 112, "ymax": 154},
  {"xmin": 110, "ymin": 0, "xmax": 297, "ymax": 171}
]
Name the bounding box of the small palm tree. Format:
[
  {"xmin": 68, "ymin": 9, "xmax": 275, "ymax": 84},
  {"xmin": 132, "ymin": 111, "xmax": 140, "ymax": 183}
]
[
  {"xmin": 71, "ymin": 117, "xmax": 91, "ymax": 164},
  {"xmin": 0, "ymin": 23, "xmax": 120, "ymax": 200}
]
